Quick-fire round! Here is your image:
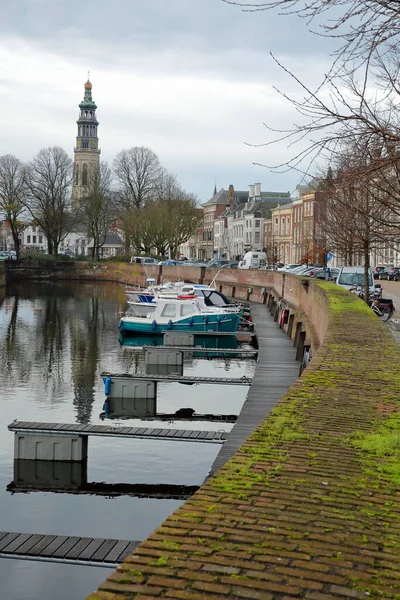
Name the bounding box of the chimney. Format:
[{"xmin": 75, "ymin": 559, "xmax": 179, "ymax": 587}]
[
  {"xmin": 249, "ymin": 184, "xmax": 255, "ymax": 198},
  {"xmin": 228, "ymin": 184, "xmax": 234, "ymax": 209},
  {"xmin": 254, "ymin": 182, "xmax": 261, "ymax": 197}
]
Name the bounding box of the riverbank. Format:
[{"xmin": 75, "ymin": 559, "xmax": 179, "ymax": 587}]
[{"xmin": 88, "ymin": 283, "xmax": 400, "ymax": 599}]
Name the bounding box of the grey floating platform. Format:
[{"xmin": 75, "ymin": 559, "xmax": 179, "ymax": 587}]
[
  {"xmin": 144, "ymin": 345, "xmax": 257, "ymax": 356},
  {"xmin": 208, "ymin": 303, "xmax": 300, "ymax": 477},
  {"xmin": 8, "ymin": 421, "xmax": 227, "ymax": 444},
  {"xmin": 101, "ymin": 372, "xmax": 252, "ymax": 385},
  {"xmin": 0, "ymin": 531, "xmax": 140, "ymax": 567}
]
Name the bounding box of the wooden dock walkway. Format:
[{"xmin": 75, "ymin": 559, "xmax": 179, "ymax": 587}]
[
  {"xmin": 8, "ymin": 421, "xmax": 227, "ymax": 444},
  {"xmin": 101, "ymin": 372, "xmax": 252, "ymax": 385},
  {"xmin": 208, "ymin": 303, "xmax": 300, "ymax": 476},
  {"xmin": 0, "ymin": 531, "xmax": 140, "ymax": 567}
]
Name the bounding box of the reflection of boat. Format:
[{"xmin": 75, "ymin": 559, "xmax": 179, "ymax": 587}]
[
  {"xmin": 119, "ymin": 333, "xmax": 239, "ymax": 350},
  {"xmin": 119, "ymin": 297, "xmax": 241, "ymax": 334},
  {"xmin": 119, "ymin": 333, "xmax": 165, "ymax": 347}
]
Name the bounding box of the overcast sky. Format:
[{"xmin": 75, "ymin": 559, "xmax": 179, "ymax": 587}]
[{"xmin": 0, "ymin": 0, "xmax": 335, "ymax": 202}]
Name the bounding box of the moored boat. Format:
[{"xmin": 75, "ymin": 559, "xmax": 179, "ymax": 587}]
[{"xmin": 119, "ymin": 297, "xmax": 241, "ymax": 334}]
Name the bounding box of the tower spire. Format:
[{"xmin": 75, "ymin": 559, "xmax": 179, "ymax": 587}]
[{"xmin": 73, "ymin": 77, "xmax": 101, "ymax": 205}]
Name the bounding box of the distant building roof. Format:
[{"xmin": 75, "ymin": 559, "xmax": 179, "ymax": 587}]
[
  {"xmin": 87, "ymin": 233, "xmax": 124, "ymax": 249},
  {"xmin": 203, "ymin": 189, "xmax": 229, "ymax": 206}
]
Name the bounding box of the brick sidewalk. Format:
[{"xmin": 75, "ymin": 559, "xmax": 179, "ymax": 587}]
[{"xmin": 88, "ymin": 286, "xmax": 400, "ymax": 600}]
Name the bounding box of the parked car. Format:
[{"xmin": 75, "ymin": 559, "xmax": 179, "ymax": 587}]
[
  {"xmin": 0, "ymin": 251, "xmax": 16, "ymax": 260},
  {"xmin": 377, "ymin": 266, "xmax": 394, "ymax": 280},
  {"xmin": 277, "ymin": 264, "xmax": 300, "ymax": 272},
  {"xmin": 221, "ymin": 261, "xmax": 239, "ymax": 269},
  {"xmin": 206, "ymin": 259, "xmax": 230, "ymax": 267},
  {"xmin": 314, "ymin": 267, "xmax": 340, "ymax": 280},
  {"xmin": 383, "ymin": 267, "xmax": 400, "ymax": 281},
  {"xmin": 130, "ymin": 256, "xmax": 158, "ymax": 265},
  {"xmin": 372, "ymin": 266, "xmax": 388, "ymax": 279},
  {"xmin": 336, "ymin": 266, "xmax": 375, "ymax": 295}
]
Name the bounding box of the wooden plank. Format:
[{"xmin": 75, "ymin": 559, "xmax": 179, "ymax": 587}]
[
  {"xmin": 65, "ymin": 537, "xmax": 94, "ymax": 559},
  {"xmin": 52, "ymin": 536, "xmax": 81, "ymax": 558},
  {"xmin": 2, "ymin": 533, "xmax": 33, "ymax": 554},
  {"xmin": 90, "ymin": 539, "xmax": 119, "ymax": 562},
  {"xmin": 28, "ymin": 535, "xmax": 58, "ymax": 556},
  {"xmin": 103, "ymin": 540, "xmax": 130, "ymax": 563},
  {"xmin": 117, "ymin": 541, "xmax": 140, "ymax": 563},
  {"xmin": 14, "ymin": 534, "xmax": 45, "ymax": 555},
  {"xmin": 0, "ymin": 533, "xmax": 21, "ymax": 552},
  {"xmin": 0, "ymin": 532, "xmax": 11, "ymax": 544},
  {"xmin": 39, "ymin": 535, "xmax": 69, "ymax": 557},
  {"xmin": 77, "ymin": 538, "xmax": 107, "ymax": 561}
]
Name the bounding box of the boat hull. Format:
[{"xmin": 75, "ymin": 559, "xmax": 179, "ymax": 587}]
[{"xmin": 119, "ymin": 313, "xmax": 240, "ymax": 334}]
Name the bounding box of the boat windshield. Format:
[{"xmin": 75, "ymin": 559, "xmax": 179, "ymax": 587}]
[{"xmin": 160, "ymin": 303, "xmax": 177, "ymax": 317}]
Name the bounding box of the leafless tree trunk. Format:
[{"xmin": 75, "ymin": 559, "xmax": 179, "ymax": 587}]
[
  {"xmin": 113, "ymin": 147, "xmax": 162, "ymax": 210},
  {"xmin": 25, "ymin": 147, "xmax": 74, "ymax": 256},
  {"xmin": 0, "ymin": 155, "xmax": 29, "ymax": 258},
  {"xmin": 81, "ymin": 162, "xmax": 116, "ymax": 259}
]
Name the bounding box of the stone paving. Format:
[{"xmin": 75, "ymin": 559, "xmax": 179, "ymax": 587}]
[{"xmin": 87, "ymin": 285, "xmax": 400, "ymax": 600}]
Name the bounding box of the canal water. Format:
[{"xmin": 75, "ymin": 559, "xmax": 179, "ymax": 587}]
[{"xmin": 0, "ymin": 281, "xmax": 255, "ymax": 599}]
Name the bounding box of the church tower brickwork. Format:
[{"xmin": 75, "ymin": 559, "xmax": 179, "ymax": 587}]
[{"xmin": 73, "ymin": 77, "xmax": 101, "ymax": 205}]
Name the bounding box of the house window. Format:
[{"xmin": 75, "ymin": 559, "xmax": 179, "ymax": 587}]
[
  {"xmin": 255, "ymin": 220, "xmax": 260, "ymax": 227},
  {"xmin": 32, "ymin": 236, "xmax": 37, "ymax": 244},
  {"xmin": 39, "ymin": 236, "xmax": 43, "ymax": 244},
  {"xmin": 27, "ymin": 235, "xmax": 31, "ymax": 243},
  {"xmin": 286, "ymin": 218, "xmax": 290, "ymax": 235},
  {"xmin": 82, "ymin": 164, "xmax": 88, "ymax": 185},
  {"xmin": 255, "ymin": 232, "xmax": 260, "ymax": 243}
]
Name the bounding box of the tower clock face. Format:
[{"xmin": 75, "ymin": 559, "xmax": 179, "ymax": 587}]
[{"xmin": 90, "ymin": 139, "xmax": 97, "ymax": 149}]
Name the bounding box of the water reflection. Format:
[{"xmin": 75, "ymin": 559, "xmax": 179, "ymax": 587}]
[
  {"xmin": 0, "ymin": 281, "xmax": 254, "ymax": 600},
  {"xmin": 1, "ymin": 282, "xmax": 127, "ymax": 423},
  {"xmin": 8, "ymin": 460, "xmax": 198, "ymax": 500}
]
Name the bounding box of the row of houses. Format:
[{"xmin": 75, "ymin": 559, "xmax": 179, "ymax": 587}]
[
  {"xmin": 181, "ymin": 180, "xmax": 398, "ymax": 267},
  {"xmin": 180, "ymin": 183, "xmax": 292, "ymax": 261},
  {"xmin": 0, "ymin": 222, "xmax": 125, "ymax": 258}
]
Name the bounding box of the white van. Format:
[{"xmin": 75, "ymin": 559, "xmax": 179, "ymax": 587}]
[
  {"xmin": 336, "ymin": 266, "xmax": 375, "ymax": 295},
  {"xmin": 130, "ymin": 256, "xmax": 158, "ymax": 265},
  {"xmin": 238, "ymin": 251, "xmax": 267, "ymax": 269}
]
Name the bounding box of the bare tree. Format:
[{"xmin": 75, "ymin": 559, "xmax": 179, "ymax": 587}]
[
  {"xmin": 113, "ymin": 147, "xmax": 162, "ymax": 210},
  {"xmin": 325, "ymin": 137, "xmax": 397, "ymax": 300},
  {"xmin": 25, "ymin": 147, "xmax": 74, "ymax": 256},
  {"xmin": 221, "ymin": 1, "xmax": 400, "ymax": 75},
  {"xmin": 0, "ymin": 155, "xmax": 29, "ymax": 258},
  {"xmin": 81, "ymin": 162, "xmax": 116, "ymax": 259}
]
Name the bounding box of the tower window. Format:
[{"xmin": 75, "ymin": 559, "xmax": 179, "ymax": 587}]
[
  {"xmin": 75, "ymin": 164, "xmax": 79, "ymax": 185},
  {"xmin": 82, "ymin": 164, "xmax": 88, "ymax": 185}
]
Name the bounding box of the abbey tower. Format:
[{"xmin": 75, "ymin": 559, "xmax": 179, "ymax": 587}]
[{"xmin": 72, "ymin": 77, "xmax": 101, "ymax": 205}]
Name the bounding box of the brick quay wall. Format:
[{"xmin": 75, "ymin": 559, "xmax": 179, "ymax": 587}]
[{"xmin": 5, "ymin": 261, "xmax": 400, "ymax": 599}]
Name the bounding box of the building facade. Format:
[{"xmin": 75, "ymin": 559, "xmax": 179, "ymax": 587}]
[{"xmin": 72, "ymin": 77, "xmax": 101, "ymax": 206}]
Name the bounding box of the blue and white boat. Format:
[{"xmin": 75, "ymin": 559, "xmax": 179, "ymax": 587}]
[{"xmin": 119, "ymin": 297, "xmax": 241, "ymax": 334}]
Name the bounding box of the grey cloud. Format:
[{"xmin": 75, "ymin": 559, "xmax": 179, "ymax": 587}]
[{"xmin": 2, "ymin": 0, "xmax": 337, "ymax": 80}]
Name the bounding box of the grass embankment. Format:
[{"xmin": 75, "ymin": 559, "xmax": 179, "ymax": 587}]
[{"xmin": 89, "ymin": 284, "xmax": 400, "ymax": 600}]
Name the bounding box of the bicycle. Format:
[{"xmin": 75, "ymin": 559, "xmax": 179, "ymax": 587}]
[{"xmin": 350, "ymin": 285, "xmax": 394, "ymax": 322}]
